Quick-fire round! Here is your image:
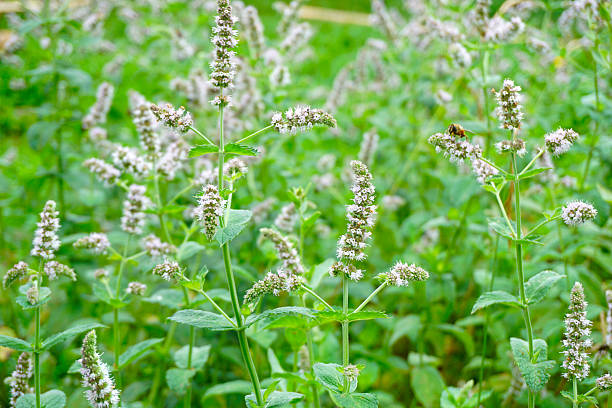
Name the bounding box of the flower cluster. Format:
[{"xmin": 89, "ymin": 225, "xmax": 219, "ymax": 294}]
[
  {"xmin": 343, "ymin": 364, "xmax": 361, "ymax": 383},
  {"xmin": 94, "ymin": 269, "xmax": 109, "ymax": 280},
  {"xmin": 260, "ymin": 228, "xmax": 304, "ymax": 275},
  {"xmin": 494, "ymin": 79, "xmax": 523, "ymax": 130},
  {"xmin": 194, "ymin": 184, "xmax": 226, "ymax": 240},
  {"xmin": 84, "ymin": 158, "xmax": 121, "ymax": 185},
  {"xmin": 271, "ymin": 106, "xmax": 337, "ymax": 134},
  {"xmin": 44, "ymin": 261, "xmax": 76, "ymax": 281},
  {"xmin": 243, "ymin": 269, "xmax": 304, "ymax": 308},
  {"xmin": 495, "ymin": 139, "xmax": 527, "ymax": 157},
  {"xmin": 82, "ymin": 82, "xmax": 114, "ymax": 129},
  {"xmin": 561, "ymin": 201, "xmax": 597, "ymax": 226},
  {"xmin": 210, "ymin": 0, "xmax": 238, "ymax": 90},
  {"xmin": 484, "ymin": 16, "xmax": 524, "ymax": 43},
  {"xmin": 150, "ymin": 103, "xmax": 193, "ymax": 133},
  {"xmin": 131, "ymin": 101, "xmax": 160, "ymax": 158},
  {"xmin": 26, "ymin": 283, "xmax": 39, "ymax": 305},
  {"xmin": 561, "ymin": 282, "xmax": 592, "ymax": 381},
  {"xmin": 74, "ymin": 233, "xmax": 111, "ymax": 254},
  {"xmin": 358, "ymin": 130, "xmax": 379, "ymax": 166},
  {"xmin": 112, "ymin": 146, "xmax": 151, "ymax": 178},
  {"xmin": 7, "ymin": 352, "xmax": 33, "ymax": 408},
  {"xmin": 121, "ymin": 185, "xmax": 150, "ymax": 234},
  {"xmin": 79, "ymin": 330, "xmax": 121, "ymax": 408},
  {"xmin": 126, "ymin": 281, "xmax": 146, "ymax": 296},
  {"xmin": 597, "ymin": 374, "xmax": 612, "ymax": 390},
  {"xmin": 224, "ymin": 157, "xmax": 248, "ymax": 179},
  {"xmin": 31, "ymin": 200, "xmax": 61, "ymax": 260},
  {"xmin": 449, "ymin": 43, "xmax": 472, "ymax": 69},
  {"xmin": 471, "ymin": 158, "xmax": 499, "ymax": 184},
  {"xmin": 3, "ymin": 261, "xmax": 29, "ymax": 289},
  {"xmin": 152, "ymin": 259, "xmax": 182, "ymax": 282},
  {"xmin": 242, "ymin": 6, "xmax": 264, "ymax": 59},
  {"xmin": 544, "ymin": 128, "xmax": 579, "ymax": 156},
  {"xmin": 275, "ymin": 203, "xmax": 298, "ymax": 233},
  {"xmin": 381, "ymin": 195, "xmax": 405, "ymax": 211},
  {"xmin": 428, "ymin": 132, "xmax": 482, "ymax": 164},
  {"xmin": 371, "ymin": 0, "xmax": 397, "ymax": 42},
  {"xmin": 378, "ymin": 262, "xmax": 430, "ymax": 286},
  {"xmin": 157, "ymin": 140, "xmax": 190, "ymax": 181},
  {"xmin": 142, "ymin": 234, "xmax": 176, "ymax": 257},
  {"xmin": 332, "ymin": 161, "xmax": 376, "ymax": 281}
]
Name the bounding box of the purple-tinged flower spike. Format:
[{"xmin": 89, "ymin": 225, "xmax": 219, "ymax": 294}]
[
  {"xmin": 194, "ymin": 184, "xmax": 226, "ymax": 240},
  {"xmin": 562, "ymin": 201, "xmax": 597, "ymax": 226},
  {"xmin": 471, "ymin": 158, "xmax": 499, "ymax": 184},
  {"xmin": 562, "ymin": 282, "xmax": 592, "ymax": 381},
  {"xmin": 84, "ymin": 158, "xmax": 121, "ymax": 185},
  {"xmin": 449, "ymin": 43, "xmax": 472, "ymax": 69},
  {"xmin": 472, "ymin": 0, "xmax": 490, "ymax": 38},
  {"xmin": 271, "ymin": 106, "xmax": 337, "ymax": 134},
  {"xmin": 152, "ymin": 259, "xmax": 182, "ymax": 282},
  {"xmin": 277, "ymin": 0, "xmax": 302, "ymax": 36},
  {"xmin": 243, "ymin": 269, "xmax": 304, "ymax": 308},
  {"xmin": 260, "ymin": 228, "xmax": 304, "ymax": 275},
  {"xmin": 44, "ymin": 261, "xmax": 76, "ymax": 281},
  {"xmin": 74, "ymin": 233, "xmax": 111, "ymax": 255},
  {"xmin": 3, "ymin": 261, "xmax": 29, "ymax": 289},
  {"xmin": 111, "ymin": 146, "xmax": 152, "ymax": 178},
  {"xmin": 142, "ymin": 234, "xmax": 176, "ymax": 257},
  {"xmin": 275, "ymin": 203, "xmax": 298, "ymax": 233},
  {"xmin": 252, "ymin": 198, "xmax": 276, "ymax": 224},
  {"xmin": 157, "ymin": 140, "xmax": 189, "ymax": 181},
  {"xmin": 131, "ymin": 101, "xmax": 160, "ymax": 159},
  {"xmin": 606, "ymin": 290, "xmax": 612, "ymax": 347},
  {"xmin": 428, "ymin": 132, "xmax": 482, "ymax": 164},
  {"xmin": 150, "ymin": 103, "xmax": 193, "ymax": 133},
  {"xmin": 484, "ymin": 16, "xmax": 524, "ymax": 43},
  {"xmin": 378, "ymin": 262, "xmax": 429, "ymax": 286},
  {"xmin": 82, "ymin": 82, "xmax": 114, "ymax": 129},
  {"xmin": 126, "ymin": 282, "xmax": 146, "ymax": 296},
  {"xmin": 223, "ymin": 157, "xmax": 248, "ymax": 180},
  {"xmin": 280, "ymin": 22, "xmax": 314, "ymax": 57},
  {"xmin": 494, "ymin": 79, "xmax": 523, "ymax": 130},
  {"xmin": 79, "ymin": 330, "xmax": 121, "ymax": 408},
  {"xmin": 121, "ymin": 185, "xmax": 150, "ymax": 235},
  {"xmin": 358, "ymin": 130, "xmax": 379, "ymax": 167},
  {"xmin": 381, "ymin": 195, "xmax": 405, "ymax": 211},
  {"xmin": 371, "ymin": 0, "xmax": 397, "ymax": 42},
  {"xmin": 26, "ymin": 282, "xmax": 39, "ymax": 305},
  {"xmin": 31, "ymin": 200, "xmax": 61, "ymax": 260},
  {"xmin": 495, "ymin": 139, "xmax": 527, "ymax": 157},
  {"xmin": 544, "ymin": 128, "xmax": 579, "ymax": 156},
  {"xmin": 210, "ymin": 0, "xmax": 238, "ymax": 91},
  {"xmin": 242, "ymin": 6, "xmax": 264, "ymax": 59},
  {"xmin": 7, "ymin": 352, "xmax": 33, "ymax": 407},
  {"xmin": 270, "ymin": 65, "xmax": 291, "ymax": 88},
  {"xmin": 597, "ymin": 374, "xmax": 612, "ymax": 390}
]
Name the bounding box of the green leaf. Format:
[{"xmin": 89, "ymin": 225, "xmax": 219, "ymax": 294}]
[
  {"xmin": 302, "ymin": 211, "xmax": 321, "ymax": 234},
  {"xmin": 510, "ymin": 337, "xmax": 554, "ymax": 392},
  {"xmin": 0, "ymin": 335, "xmax": 33, "ymax": 352},
  {"xmin": 329, "ymin": 392, "xmax": 378, "ymax": 408},
  {"xmin": 519, "ymin": 167, "xmax": 552, "ymax": 180},
  {"xmin": 471, "ymin": 291, "xmax": 522, "ymax": 314},
  {"xmin": 347, "ymin": 311, "xmax": 389, "ymax": 322},
  {"xmin": 433, "ymin": 324, "xmax": 475, "ymax": 356},
  {"xmin": 313, "ymin": 363, "xmax": 356, "ymax": 393},
  {"xmin": 189, "ymin": 144, "xmax": 218, "ymax": 157},
  {"xmin": 310, "ymin": 259, "xmax": 335, "ymax": 290},
  {"xmin": 174, "ymin": 345, "xmax": 211, "ymax": 370},
  {"xmin": 143, "ymin": 289, "xmax": 184, "ymax": 309},
  {"xmin": 411, "ymin": 365, "xmax": 445, "ymax": 407},
  {"xmin": 16, "ymin": 390, "xmax": 66, "ymax": 408},
  {"xmin": 203, "ymin": 380, "xmax": 253, "ymax": 398},
  {"xmin": 214, "ymin": 209, "xmax": 252, "ymax": 245},
  {"xmin": 246, "ymin": 390, "xmax": 304, "ymax": 408},
  {"xmin": 26, "ymin": 122, "xmax": 61, "ymax": 150},
  {"xmin": 16, "ymin": 286, "xmax": 52, "ymax": 310},
  {"xmin": 525, "ymin": 270, "xmax": 565, "ymax": 304},
  {"xmin": 41, "ymin": 322, "xmax": 106, "ymax": 350},
  {"xmin": 166, "ymin": 368, "xmax": 196, "ymax": 396},
  {"xmin": 118, "ymin": 338, "xmax": 164, "ymax": 369},
  {"xmin": 487, "ymin": 218, "xmax": 515, "ymax": 240},
  {"xmin": 246, "ymin": 307, "xmax": 317, "ymax": 330},
  {"xmin": 178, "ymin": 241, "xmax": 205, "ymax": 261},
  {"xmin": 169, "ymin": 309, "xmax": 236, "ymax": 331},
  {"xmin": 224, "ymin": 143, "xmax": 258, "ymax": 156}
]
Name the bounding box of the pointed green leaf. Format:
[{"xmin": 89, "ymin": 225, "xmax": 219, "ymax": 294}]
[
  {"xmin": 525, "ymin": 270, "xmax": 565, "ymax": 304},
  {"xmin": 189, "ymin": 144, "xmax": 218, "ymax": 157},
  {"xmin": 330, "ymin": 392, "xmax": 378, "ymax": 408},
  {"xmin": 0, "ymin": 335, "xmax": 33, "ymax": 352},
  {"xmin": 510, "ymin": 337, "xmax": 554, "ymax": 392},
  {"xmin": 169, "ymin": 309, "xmax": 236, "ymax": 331},
  {"xmin": 174, "ymin": 345, "xmax": 211, "ymax": 370},
  {"xmin": 166, "ymin": 368, "xmax": 196, "ymax": 396},
  {"xmin": 118, "ymin": 338, "xmax": 164, "ymax": 368},
  {"xmin": 471, "ymin": 291, "xmax": 522, "ymax": 314},
  {"xmin": 224, "ymin": 143, "xmax": 258, "ymax": 156},
  {"xmin": 41, "ymin": 322, "xmax": 106, "ymax": 350},
  {"xmin": 214, "ymin": 209, "xmax": 252, "ymax": 245}
]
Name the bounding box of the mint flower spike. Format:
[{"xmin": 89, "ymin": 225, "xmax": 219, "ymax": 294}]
[
  {"xmin": 271, "ymin": 105, "xmax": 337, "ymax": 134},
  {"xmin": 562, "ymin": 201, "xmax": 597, "ymax": 226},
  {"xmin": 3, "ymin": 261, "xmax": 29, "ymax": 289},
  {"xmin": 194, "ymin": 184, "xmax": 226, "ymax": 241},
  {"xmin": 7, "ymin": 352, "xmax": 33, "ymax": 408},
  {"xmin": 31, "ymin": 200, "xmax": 61, "ymax": 260},
  {"xmin": 79, "ymin": 330, "xmax": 121, "ymax": 408},
  {"xmin": 494, "ymin": 78, "xmax": 523, "ymax": 130},
  {"xmin": 561, "ymin": 282, "xmax": 592, "ymax": 381}
]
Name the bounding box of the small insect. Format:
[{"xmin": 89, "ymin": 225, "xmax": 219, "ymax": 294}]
[{"xmin": 446, "ymin": 123, "xmax": 474, "ymax": 138}]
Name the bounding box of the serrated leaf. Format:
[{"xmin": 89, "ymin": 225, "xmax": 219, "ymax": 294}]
[
  {"xmin": 347, "ymin": 311, "xmax": 389, "ymax": 322},
  {"xmin": 471, "ymin": 291, "xmax": 522, "ymax": 314},
  {"xmin": 166, "ymin": 368, "xmax": 196, "ymax": 396},
  {"xmin": 519, "ymin": 167, "xmax": 552, "ymax": 180},
  {"xmin": 0, "ymin": 335, "xmax": 33, "ymax": 352},
  {"xmin": 41, "ymin": 322, "xmax": 106, "ymax": 350},
  {"xmin": 118, "ymin": 338, "xmax": 164, "ymax": 368},
  {"xmin": 143, "ymin": 289, "xmax": 184, "ymax": 309},
  {"xmin": 215, "ymin": 209, "xmax": 252, "ymax": 245},
  {"xmin": 313, "ymin": 363, "xmax": 357, "ymax": 393},
  {"xmin": 510, "ymin": 337, "xmax": 554, "ymax": 392},
  {"xmin": 16, "ymin": 390, "xmax": 66, "ymax": 408},
  {"xmin": 174, "ymin": 345, "xmax": 211, "ymax": 370},
  {"xmin": 246, "ymin": 307, "xmax": 317, "ymax": 330},
  {"xmin": 488, "ymin": 218, "xmax": 515, "ymax": 240},
  {"xmin": 525, "ymin": 270, "xmax": 565, "ymax": 304},
  {"xmin": 203, "ymin": 380, "xmax": 253, "ymax": 398},
  {"xmin": 225, "ymin": 143, "xmax": 258, "ymax": 156},
  {"xmin": 16, "ymin": 287, "xmax": 52, "ymax": 310},
  {"xmin": 169, "ymin": 309, "xmax": 236, "ymax": 331},
  {"xmin": 189, "ymin": 144, "xmax": 218, "ymax": 157},
  {"xmin": 246, "ymin": 390, "xmax": 304, "ymax": 407},
  {"xmin": 330, "ymin": 392, "xmax": 378, "ymax": 408}
]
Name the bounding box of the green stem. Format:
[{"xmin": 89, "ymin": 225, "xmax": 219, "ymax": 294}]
[
  {"xmin": 34, "ymin": 306, "xmax": 41, "ymax": 408},
  {"xmin": 182, "ymin": 287, "xmax": 194, "ymax": 408},
  {"xmin": 188, "ymin": 125, "xmax": 216, "ymax": 146},
  {"xmin": 113, "ymin": 236, "xmax": 130, "ymax": 379},
  {"xmin": 519, "ymin": 149, "xmax": 544, "ymax": 176},
  {"xmin": 148, "ymin": 321, "xmax": 178, "ymax": 406},
  {"xmin": 481, "ymin": 50, "xmax": 492, "ymax": 155},
  {"xmin": 354, "ymin": 282, "xmax": 387, "ymax": 313},
  {"xmin": 235, "ymin": 124, "xmax": 274, "ymax": 144},
  {"xmin": 492, "ymin": 185, "xmax": 516, "ymax": 237},
  {"xmin": 573, "ymin": 377, "xmax": 578, "ymax": 408},
  {"xmin": 341, "ymin": 273, "xmax": 349, "ymax": 393},
  {"xmin": 301, "ymin": 285, "xmax": 335, "ymax": 311},
  {"xmin": 302, "ymin": 296, "xmax": 321, "ymax": 408},
  {"xmin": 196, "ymin": 288, "xmax": 237, "ymax": 327},
  {"xmin": 218, "ymin": 102, "xmax": 264, "ymax": 406}
]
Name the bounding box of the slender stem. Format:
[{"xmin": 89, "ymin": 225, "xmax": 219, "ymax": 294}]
[
  {"xmin": 148, "ymin": 321, "xmax": 178, "ymax": 405},
  {"xmin": 341, "ymin": 274, "xmax": 349, "ymax": 393},
  {"xmin": 113, "ymin": 236, "xmax": 130, "ymax": 377},
  {"xmin": 182, "ymin": 287, "xmax": 194, "ymax": 408},
  {"xmin": 154, "ymin": 164, "xmax": 174, "ymax": 246},
  {"xmin": 168, "ymin": 183, "xmax": 195, "ymax": 206},
  {"xmin": 479, "ymin": 156, "xmax": 507, "ymax": 175},
  {"xmin": 573, "ymin": 377, "xmax": 578, "ymax": 408},
  {"xmin": 519, "ymin": 149, "xmax": 544, "ymax": 176},
  {"xmin": 524, "ymin": 216, "xmax": 561, "ymax": 239},
  {"xmin": 34, "ymin": 306, "xmax": 41, "ymax": 408},
  {"xmin": 217, "ymin": 102, "xmax": 264, "ymax": 405},
  {"xmin": 235, "ymin": 124, "xmax": 273, "ymax": 144},
  {"xmin": 188, "ymin": 125, "xmax": 216, "ymax": 146},
  {"xmin": 301, "ymin": 285, "xmax": 335, "ymax": 311},
  {"xmin": 354, "ymin": 282, "xmax": 387, "ymax": 313},
  {"xmin": 512, "ymin": 152, "xmax": 535, "ymax": 408},
  {"xmin": 492, "ymin": 185, "xmax": 516, "ymax": 237},
  {"xmin": 301, "ymin": 296, "xmax": 321, "ymax": 408},
  {"xmin": 196, "ymin": 289, "xmax": 237, "ymax": 327}
]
